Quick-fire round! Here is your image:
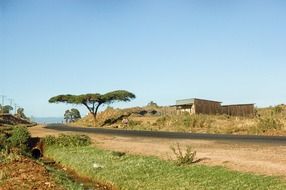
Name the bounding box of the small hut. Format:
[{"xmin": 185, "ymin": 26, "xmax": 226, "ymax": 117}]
[{"xmin": 175, "ymin": 98, "xmax": 221, "ymax": 115}]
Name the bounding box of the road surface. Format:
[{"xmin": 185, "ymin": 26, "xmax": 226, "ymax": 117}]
[{"xmin": 45, "ymin": 124, "xmax": 286, "ymax": 144}]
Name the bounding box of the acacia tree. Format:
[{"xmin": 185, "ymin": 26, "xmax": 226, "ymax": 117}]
[{"xmin": 49, "ymin": 90, "xmax": 135, "ymax": 126}]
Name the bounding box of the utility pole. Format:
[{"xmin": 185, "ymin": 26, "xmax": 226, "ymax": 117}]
[
  {"xmin": 0, "ymin": 95, "xmax": 6, "ymax": 105},
  {"xmin": 14, "ymin": 103, "xmax": 18, "ymax": 114}
]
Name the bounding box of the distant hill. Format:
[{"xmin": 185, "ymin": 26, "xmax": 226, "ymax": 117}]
[{"xmin": 0, "ymin": 114, "xmax": 34, "ymax": 126}]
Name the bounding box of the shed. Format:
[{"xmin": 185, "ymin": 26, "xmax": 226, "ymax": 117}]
[
  {"xmin": 221, "ymin": 104, "xmax": 255, "ymax": 117},
  {"xmin": 175, "ymin": 98, "xmax": 222, "ymax": 115}
]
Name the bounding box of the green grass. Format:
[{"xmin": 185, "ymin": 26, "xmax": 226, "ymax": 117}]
[
  {"xmin": 45, "ymin": 165, "xmax": 85, "ymax": 190},
  {"xmin": 45, "ymin": 146, "xmax": 286, "ymax": 190}
]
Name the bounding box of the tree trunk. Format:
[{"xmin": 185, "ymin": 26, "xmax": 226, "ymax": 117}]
[{"xmin": 92, "ymin": 113, "xmax": 97, "ymax": 127}]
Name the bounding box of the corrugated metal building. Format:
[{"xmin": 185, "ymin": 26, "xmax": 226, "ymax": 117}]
[{"xmin": 175, "ymin": 98, "xmax": 254, "ymax": 117}]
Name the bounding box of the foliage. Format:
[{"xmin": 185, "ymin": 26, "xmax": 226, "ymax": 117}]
[
  {"xmin": 153, "ymin": 113, "xmax": 211, "ymax": 131},
  {"xmin": 45, "ymin": 146, "xmax": 286, "ymax": 190},
  {"xmin": 15, "ymin": 108, "xmax": 28, "ymax": 120},
  {"xmin": 0, "ymin": 105, "xmax": 13, "ymax": 114},
  {"xmin": 64, "ymin": 108, "xmax": 81, "ymax": 123},
  {"xmin": 0, "ymin": 134, "xmax": 8, "ymax": 150},
  {"xmin": 44, "ymin": 134, "xmax": 91, "ymax": 147},
  {"xmin": 146, "ymin": 101, "xmax": 159, "ymax": 108},
  {"xmin": 45, "ymin": 166, "xmax": 85, "ymax": 190},
  {"xmin": 125, "ymin": 119, "xmax": 142, "ymax": 129},
  {"xmin": 8, "ymin": 126, "xmax": 31, "ymax": 150},
  {"xmin": 257, "ymin": 117, "xmax": 283, "ymax": 133},
  {"xmin": 0, "ymin": 126, "xmax": 31, "ymax": 154},
  {"xmin": 273, "ymin": 105, "xmax": 283, "ymax": 114},
  {"xmin": 49, "ymin": 90, "xmax": 136, "ymax": 126},
  {"xmin": 170, "ymin": 143, "xmax": 196, "ymax": 165}
]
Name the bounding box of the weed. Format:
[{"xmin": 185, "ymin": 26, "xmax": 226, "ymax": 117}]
[
  {"xmin": 273, "ymin": 105, "xmax": 283, "ymax": 114},
  {"xmin": 44, "ymin": 134, "xmax": 91, "ymax": 147},
  {"xmin": 170, "ymin": 143, "xmax": 196, "ymax": 166},
  {"xmin": 126, "ymin": 119, "xmax": 142, "ymax": 129},
  {"xmin": 257, "ymin": 117, "xmax": 283, "ymax": 133},
  {"xmin": 0, "ymin": 169, "xmax": 8, "ymax": 182}
]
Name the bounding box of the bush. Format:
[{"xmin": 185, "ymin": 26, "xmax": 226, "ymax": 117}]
[
  {"xmin": 126, "ymin": 119, "xmax": 142, "ymax": 129},
  {"xmin": 0, "ymin": 133, "xmax": 8, "ymax": 150},
  {"xmin": 170, "ymin": 143, "xmax": 196, "ymax": 166},
  {"xmin": 273, "ymin": 105, "xmax": 283, "ymax": 114},
  {"xmin": 257, "ymin": 117, "xmax": 283, "ymax": 133},
  {"xmin": 43, "ymin": 135, "xmax": 58, "ymax": 146},
  {"xmin": 44, "ymin": 134, "xmax": 91, "ymax": 147},
  {"xmin": 8, "ymin": 126, "xmax": 31, "ymax": 149}
]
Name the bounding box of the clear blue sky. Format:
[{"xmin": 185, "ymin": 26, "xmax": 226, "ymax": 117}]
[{"xmin": 1, "ymin": 0, "xmax": 286, "ymax": 117}]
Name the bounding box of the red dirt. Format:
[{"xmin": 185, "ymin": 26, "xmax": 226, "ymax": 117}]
[{"xmin": 0, "ymin": 156, "xmax": 62, "ymax": 190}]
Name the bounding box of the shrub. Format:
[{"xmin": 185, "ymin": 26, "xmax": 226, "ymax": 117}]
[
  {"xmin": 8, "ymin": 126, "xmax": 31, "ymax": 149},
  {"xmin": 126, "ymin": 119, "xmax": 142, "ymax": 129},
  {"xmin": 170, "ymin": 143, "xmax": 196, "ymax": 166},
  {"xmin": 44, "ymin": 134, "xmax": 91, "ymax": 147},
  {"xmin": 273, "ymin": 105, "xmax": 283, "ymax": 114},
  {"xmin": 153, "ymin": 116, "xmax": 170, "ymax": 127},
  {"xmin": 43, "ymin": 135, "xmax": 58, "ymax": 146},
  {"xmin": 257, "ymin": 117, "xmax": 283, "ymax": 133},
  {"xmin": 0, "ymin": 133, "xmax": 8, "ymax": 150}
]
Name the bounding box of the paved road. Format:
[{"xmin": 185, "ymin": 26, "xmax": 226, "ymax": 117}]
[{"xmin": 45, "ymin": 124, "xmax": 286, "ymax": 144}]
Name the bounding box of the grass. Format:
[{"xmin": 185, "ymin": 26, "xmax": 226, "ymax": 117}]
[
  {"xmin": 45, "ymin": 146, "xmax": 286, "ymax": 190},
  {"xmin": 45, "ymin": 165, "xmax": 84, "ymax": 190},
  {"xmin": 73, "ymin": 105, "xmax": 286, "ymax": 136}
]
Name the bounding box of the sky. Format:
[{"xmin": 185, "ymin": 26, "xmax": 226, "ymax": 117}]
[{"xmin": 1, "ymin": 0, "xmax": 286, "ymax": 117}]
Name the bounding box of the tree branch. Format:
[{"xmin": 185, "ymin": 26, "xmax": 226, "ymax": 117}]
[{"xmin": 82, "ymin": 102, "xmax": 92, "ymax": 113}]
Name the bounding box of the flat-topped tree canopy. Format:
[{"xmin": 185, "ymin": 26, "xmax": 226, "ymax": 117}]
[{"xmin": 49, "ymin": 90, "xmax": 136, "ymax": 126}]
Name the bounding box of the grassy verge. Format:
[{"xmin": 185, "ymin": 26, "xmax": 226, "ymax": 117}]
[
  {"xmin": 45, "ymin": 146, "xmax": 286, "ymax": 190},
  {"xmin": 45, "ymin": 165, "xmax": 84, "ymax": 190}
]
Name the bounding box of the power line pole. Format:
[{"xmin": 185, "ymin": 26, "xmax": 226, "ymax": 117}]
[
  {"xmin": 14, "ymin": 103, "xmax": 18, "ymax": 114},
  {"xmin": 0, "ymin": 95, "xmax": 6, "ymax": 105}
]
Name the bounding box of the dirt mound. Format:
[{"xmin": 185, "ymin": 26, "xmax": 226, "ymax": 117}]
[
  {"xmin": 0, "ymin": 156, "xmax": 63, "ymax": 190},
  {"xmin": 74, "ymin": 107, "xmax": 163, "ymax": 127},
  {"xmin": 0, "ymin": 114, "xmax": 33, "ymax": 126}
]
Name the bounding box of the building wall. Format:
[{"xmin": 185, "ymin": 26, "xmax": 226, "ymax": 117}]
[
  {"xmin": 221, "ymin": 104, "xmax": 254, "ymax": 117},
  {"xmin": 193, "ymin": 99, "xmax": 221, "ymax": 115},
  {"xmin": 175, "ymin": 99, "xmax": 255, "ymax": 117},
  {"xmin": 176, "ymin": 105, "xmax": 192, "ymax": 114}
]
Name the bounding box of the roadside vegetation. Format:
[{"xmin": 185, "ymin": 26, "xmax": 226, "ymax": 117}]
[
  {"xmin": 0, "ymin": 126, "xmax": 90, "ymax": 189},
  {"xmin": 73, "ymin": 103, "xmax": 286, "ymax": 136},
  {"xmin": 44, "ymin": 135, "xmax": 286, "ymax": 190}
]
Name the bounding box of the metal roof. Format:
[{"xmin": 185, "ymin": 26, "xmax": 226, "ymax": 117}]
[
  {"xmin": 176, "ymin": 98, "xmax": 222, "ymax": 106},
  {"xmin": 176, "ymin": 98, "xmax": 195, "ymax": 106},
  {"xmin": 221, "ymin": 103, "xmax": 255, "ymax": 107}
]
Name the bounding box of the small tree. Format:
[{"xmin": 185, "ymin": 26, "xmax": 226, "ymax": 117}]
[
  {"xmin": 64, "ymin": 108, "xmax": 81, "ymax": 123},
  {"xmin": 49, "ymin": 90, "xmax": 135, "ymax": 126},
  {"xmin": 70, "ymin": 108, "xmax": 81, "ymax": 122},
  {"xmin": 64, "ymin": 110, "xmax": 71, "ymax": 123},
  {"xmin": 15, "ymin": 108, "xmax": 28, "ymax": 119},
  {"xmin": 0, "ymin": 105, "xmax": 13, "ymax": 114}
]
